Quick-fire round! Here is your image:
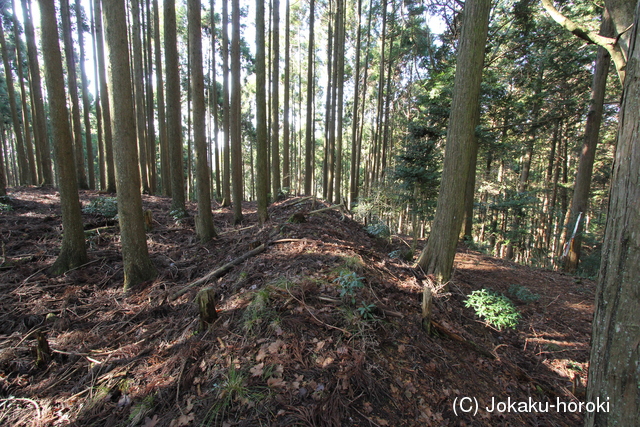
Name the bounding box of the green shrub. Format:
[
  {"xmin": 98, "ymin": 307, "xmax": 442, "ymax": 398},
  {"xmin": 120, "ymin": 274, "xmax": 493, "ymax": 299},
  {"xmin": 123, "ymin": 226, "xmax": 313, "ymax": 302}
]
[
  {"xmin": 365, "ymin": 222, "xmax": 391, "ymax": 239},
  {"xmin": 465, "ymin": 289, "xmax": 520, "ymax": 330},
  {"xmin": 334, "ymin": 270, "xmax": 364, "ymax": 304},
  {"xmin": 508, "ymin": 284, "xmax": 540, "ymax": 303},
  {"xmin": 83, "ymin": 197, "xmax": 118, "ymax": 218}
]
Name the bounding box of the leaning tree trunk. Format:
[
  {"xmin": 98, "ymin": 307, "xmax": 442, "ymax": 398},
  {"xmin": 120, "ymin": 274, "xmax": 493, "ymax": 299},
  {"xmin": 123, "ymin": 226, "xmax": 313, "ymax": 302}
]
[
  {"xmin": 585, "ymin": 2, "xmax": 640, "ymax": 424},
  {"xmin": 563, "ymin": 12, "xmax": 612, "ymax": 273},
  {"xmin": 38, "ymin": 0, "xmax": 87, "ymax": 274},
  {"xmin": 416, "ymin": 0, "xmax": 491, "ymax": 285}
]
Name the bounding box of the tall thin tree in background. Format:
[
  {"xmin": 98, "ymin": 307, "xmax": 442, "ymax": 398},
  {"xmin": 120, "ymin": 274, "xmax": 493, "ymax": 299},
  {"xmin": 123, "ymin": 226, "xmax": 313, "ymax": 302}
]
[
  {"xmin": 76, "ymin": 0, "xmax": 95, "ymax": 189},
  {"xmin": 0, "ymin": 15, "xmax": 30, "ymax": 185},
  {"xmin": 20, "ymin": 0, "xmax": 53, "ymax": 185},
  {"xmin": 93, "ymin": 0, "xmax": 116, "ymax": 192},
  {"xmin": 60, "ymin": 0, "xmax": 88, "ymax": 189},
  {"xmin": 416, "ymin": 0, "xmax": 491, "ymax": 284},
  {"xmin": 282, "ymin": 0, "xmax": 291, "ymax": 192},
  {"xmin": 165, "ymin": 0, "xmax": 186, "ymax": 212},
  {"xmin": 189, "ymin": 0, "xmax": 216, "ymax": 241},
  {"xmin": 271, "ymin": 0, "xmax": 281, "ymax": 199},
  {"xmin": 230, "ymin": 0, "xmax": 243, "ymax": 223},
  {"xmin": 89, "ymin": 0, "xmax": 105, "ymax": 189},
  {"xmin": 303, "ymin": 0, "xmax": 315, "ymax": 195},
  {"xmin": 37, "ymin": 0, "xmax": 87, "ymax": 274},
  {"xmin": 255, "ymin": 0, "xmax": 269, "ymax": 223},
  {"xmin": 102, "ymin": 0, "xmax": 156, "ymax": 290},
  {"xmin": 153, "ymin": 0, "xmax": 169, "ymax": 196},
  {"xmin": 221, "ymin": 0, "xmax": 231, "ymax": 206}
]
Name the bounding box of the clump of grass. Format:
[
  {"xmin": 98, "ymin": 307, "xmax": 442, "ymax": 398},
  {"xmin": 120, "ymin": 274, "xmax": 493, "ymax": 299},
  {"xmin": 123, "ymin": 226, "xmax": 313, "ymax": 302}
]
[
  {"xmin": 465, "ymin": 289, "xmax": 521, "ymax": 330},
  {"xmin": 83, "ymin": 196, "xmax": 118, "ymax": 218},
  {"xmin": 242, "ymin": 280, "xmax": 291, "ymax": 335}
]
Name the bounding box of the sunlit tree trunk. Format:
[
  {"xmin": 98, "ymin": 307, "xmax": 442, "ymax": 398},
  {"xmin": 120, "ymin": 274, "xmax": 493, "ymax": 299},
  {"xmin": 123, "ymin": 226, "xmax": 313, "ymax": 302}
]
[
  {"xmin": 20, "ymin": 0, "xmax": 53, "ymax": 185},
  {"xmin": 75, "ymin": 0, "xmax": 95, "ymax": 189},
  {"xmin": 165, "ymin": 0, "xmax": 186, "ymax": 212},
  {"xmin": 38, "ymin": 0, "xmax": 87, "ymax": 274},
  {"xmin": 563, "ymin": 13, "xmax": 612, "ymax": 273},
  {"xmin": 60, "ymin": 0, "xmax": 88, "ymax": 189},
  {"xmin": 188, "ymin": 0, "xmax": 216, "ymax": 241},
  {"xmin": 103, "ymin": 0, "xmax": 157, "ymax": 290},
  {"xmin": 94, "ymin": 0, "xmax": 116, "ymax": 192},
  {"xmin": 416, "ymin": 0, "xmax": 491, "ymax": 284},
  {"xmin": 256, "ymin": 0, "xmax": 269, "ymax": 223},
  {"xmin": 585, "ymin": 3, "xmax": 640, "ymax": 424},
  {"xmin": 303, "ymin": 0, "xmax": 315, "ymax": 195}
]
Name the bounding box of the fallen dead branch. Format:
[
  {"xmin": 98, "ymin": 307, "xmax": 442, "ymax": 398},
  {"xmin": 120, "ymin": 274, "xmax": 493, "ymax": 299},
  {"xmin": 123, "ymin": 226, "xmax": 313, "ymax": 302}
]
[
  {"xmin": 430, "ymin": 320, "xmax": 496, "ymax": 360},
  {"xmin": 169, "ymin": 243, "xmax": 267, "ymax": 301}
]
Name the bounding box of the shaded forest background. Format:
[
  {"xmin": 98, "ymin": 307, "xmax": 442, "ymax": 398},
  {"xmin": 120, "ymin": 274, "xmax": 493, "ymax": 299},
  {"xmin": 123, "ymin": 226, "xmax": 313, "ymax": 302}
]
[{"xmin": 0, "ymin": 0, "xmax": 621, "ymax": 277}]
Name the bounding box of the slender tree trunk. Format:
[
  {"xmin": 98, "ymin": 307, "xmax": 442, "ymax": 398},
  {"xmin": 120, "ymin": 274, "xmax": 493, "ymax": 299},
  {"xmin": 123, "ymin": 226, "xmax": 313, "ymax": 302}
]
[
  {"xmin": 10, "ymin": 5, "xmax": 38, "ymax": 185},
  {"xmin": 221, "ymin": 0, "xmax": 231, "ymax": 206},
  {"xmin": 563, "ymin": 13, "xmax": 613, "ymax": 273},
  {"xmin": 89, "ymin": 0, "xmax": 105, "ymax": 189},
  {"xmin": 20, "ymin": 0, "xmax": 53, "ymax": 185},
  {"xmin": 38, "ymin": 0, "xmax": 87, "ymax": 274},
  {"xmin": 75, "ymin": 0, "xmax": 95, "ymax": 189},
  {"xmin": 0, "ymin": 17, "xmax": 29, "ymax": 185},
  {"xmin": 153, "ymin": 0, "xmax": 169, "ymax": 196},
  {"xmin": 323, "ymin": 0, "xmax": 334, "ymax": 199},
  {"xmin": 188, "ymin": 0, "xmax": 216, "ymax": 241},
  {"xmin": 303, "ymin": 0, "xmax": 315, "ymax": 195},
  {"xmin": 144, "ymin": 0, "xmax": 157, "ymax": 194},
  {"xmin": 130, "ymin": 0, "xmax": 150, "ymax": 194},
  {"xmin": 60, "ymin": 0, "xmax": 88, "ymax": 189},
  {"xmin": 210, "ymin": 0, "xmax": 221, "ymax": 199},
  {"xmin": 271, "ymin": 0, "xmax": 281, "ymax": 198},
  {"xmin": 230, "ymin": 0, "xmax": 243, "ymax": 223},
  {"xmin": 585, "ymin": 3, "xmax": 640, "ymax": 424},
  {"xmin": 282, "ymin": 0, "xmax": 291, "ymax": 192},
  {"xmin": 333, "ymin": 0, "xmax": 345, "ymax": 204},
  {"xmin": 349, "ymin": 0, "xmax": 362, "ymax": 208},
  {"xmin": 94, "ymin": 0, "xmax": 116, "ymax": 192},
  {"xmin": 416, "ymin": 0, "xmax": 491, "ymax": 284},
  {"xmin": 256, "ymin": 0, "xmax": 269, "ymax": 223},
  {"xmin": 103, "ymin": 0, "xmax": 157, "ymax": 290},
  {"xmin": 165, "ymin": 0, "xmax": 186, "ymax": 212},
  {"xmin": 0, "ymin": 124, "xmax": 5, "ymax": 195}
]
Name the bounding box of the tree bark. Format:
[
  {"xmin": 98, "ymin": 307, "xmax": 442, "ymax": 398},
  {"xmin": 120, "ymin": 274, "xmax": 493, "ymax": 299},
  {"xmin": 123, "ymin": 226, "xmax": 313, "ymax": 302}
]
[
  {"xmin": 271, "ymin": 0, "xmax": 281, "ymax": 198},
  {"xmin": 76, "ymin": 0, "xmax": 95, "ymax": 189},
  {"xmin": 282, "ymin": 0, "xmax": 291, "ymax": 192},
  {"xmin": 153, "ymin": 0, "xmax": 169, "ymax": 196},
  {"xmin": 60, "ymin": 0, "xmax": 88, "ymax": 190},
  {"xmin": 89, "ymin": 0, "xmax": 105, "ymax": 190},
  {"xmin": 230, "ymin": 0, "xmax": 243, "ymax": 223},
  {"xmin": 189, "ymin": 0, "xmax": 216, "ymax": 242},
  {"xmin": 255, "ymin": 0, "xmax": 269, "ymax": 224},
  {"xmin": 93, "ymin": 0, "xmax": 116, "ymax": 192},
  {"xmin": 585, "ymin": 2, "xmax": 640, "ymax": 424},
  {"xmin": 221, "ymin": 0, "xmax": 231, "ymax": 206},
  {"xmin": 303, "ymin": 0, "xmax": 315, "ymax": 195},
  {"xmin": 165, "ymin": 0, "xmax": 186, "ymax": 212},
  {"xmin": 416, "ymin": 0, "xmax": 491, "ymax": 284},
  {"xmin": 103, "ymin": 0, "xmax": 157, "ymax": 290},
  {"xmin": 563, "ymin": 13, "xmax": 613, "ymax": 273},
  {"xmin": 20, "ymin": 0, "xmax": 53, "ymax": 185},
  {"xmin": 38, "ymin": 0, "xmax": 87, "ymax": 274}
]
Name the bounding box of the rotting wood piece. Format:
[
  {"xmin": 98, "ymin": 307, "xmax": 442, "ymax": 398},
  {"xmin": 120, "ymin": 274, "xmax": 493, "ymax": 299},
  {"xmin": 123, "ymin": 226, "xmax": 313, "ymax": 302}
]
[
  {"xmin": 196, "ymin": 287, "xmax": 218, "ymax": 331},
  {"xmin": 34, "ymin": 331, "xmax": 51, "ymax": 368}
]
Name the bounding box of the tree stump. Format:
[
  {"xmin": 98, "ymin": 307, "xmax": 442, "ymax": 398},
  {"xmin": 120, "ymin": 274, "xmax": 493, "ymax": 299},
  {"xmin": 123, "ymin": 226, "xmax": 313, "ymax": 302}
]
[
  {"xmin": 421, "ymin": 285, "xmax": 433, "ymax": 334},
  {"xmin": 34, "ymin": 331, "xmax": 51, "ymax": 368},
  {"xmin": 196, "ymin": 287, "xmax": 218, "ymax": 332}
]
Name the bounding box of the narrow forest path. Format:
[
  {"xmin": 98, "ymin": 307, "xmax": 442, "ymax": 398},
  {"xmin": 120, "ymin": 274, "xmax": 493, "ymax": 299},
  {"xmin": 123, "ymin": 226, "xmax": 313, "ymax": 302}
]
[{"xmin": 0, "ymin": 187, "xmax": 594, "ymax": 426}]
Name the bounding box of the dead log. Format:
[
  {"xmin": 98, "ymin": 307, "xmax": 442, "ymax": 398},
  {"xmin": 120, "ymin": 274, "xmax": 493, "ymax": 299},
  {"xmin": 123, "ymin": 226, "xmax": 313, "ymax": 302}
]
[
  {"xmin": 169, "ymin": 243, "xmax": 267, "ymax": 301},
  {"xmin": 308, "ymin": 203, "xmax": 344, "ymax": 216},
  {"xmin": 430, "ymin": 320, "xmax": 496, "ymax": 360}
]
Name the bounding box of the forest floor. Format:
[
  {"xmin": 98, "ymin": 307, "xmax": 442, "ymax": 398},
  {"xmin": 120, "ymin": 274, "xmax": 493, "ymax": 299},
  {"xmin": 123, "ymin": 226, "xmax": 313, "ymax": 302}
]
[{"xmin": 0, "ymin": 187, "xmax": 595, "ymax": 427}]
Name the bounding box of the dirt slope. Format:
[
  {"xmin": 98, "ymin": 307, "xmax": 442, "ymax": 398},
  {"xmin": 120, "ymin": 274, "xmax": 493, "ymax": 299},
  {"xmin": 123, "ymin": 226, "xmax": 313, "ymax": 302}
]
[{"xmin": 0, "ymin": 188, "xmax": 594, "ymax": 426}]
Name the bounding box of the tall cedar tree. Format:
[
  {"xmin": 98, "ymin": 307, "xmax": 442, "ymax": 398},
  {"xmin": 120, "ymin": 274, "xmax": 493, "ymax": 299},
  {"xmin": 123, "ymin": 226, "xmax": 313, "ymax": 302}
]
[
  {"xmin": 20, "ymin": 0, "xmax": 53, "ymax": 185},
  {"xmin": 165, "ymin": 0, "xmax": 186, "ymax": 212},
  {"xmin": 188, "ymin": 0, "xmax": 216, "ymax": 241},
  {"xmin": 416, "ymin": 0, "xmax": 491, "ymax": 284},
  {"xmin": 37, "ymin": 0, "xmax": 87, "ymax": 274},
  {"xmin": 102, "ymin": 0, "xmax": 156, "ymax": 290},
  {"xmin": 76, "ymin": 0, "xmax": 95, "ymax": 189},
  {"xmin": 255, "ymin": 0, "xmax": 269, "ymax": 223},
  {"xmin": 230, "ymin": 0, "xmax": 243, "ymax": 223},
  {"xmin": 585, "ymin": 2, "xmax": 640, "ymax": 424},
  {"xmin": 271, "ymin": 0, "xmax": 281, "ymax": 198},
  {"xmin": 303, "ymin": 0, "xmax": 315, "ymax": 194}
]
